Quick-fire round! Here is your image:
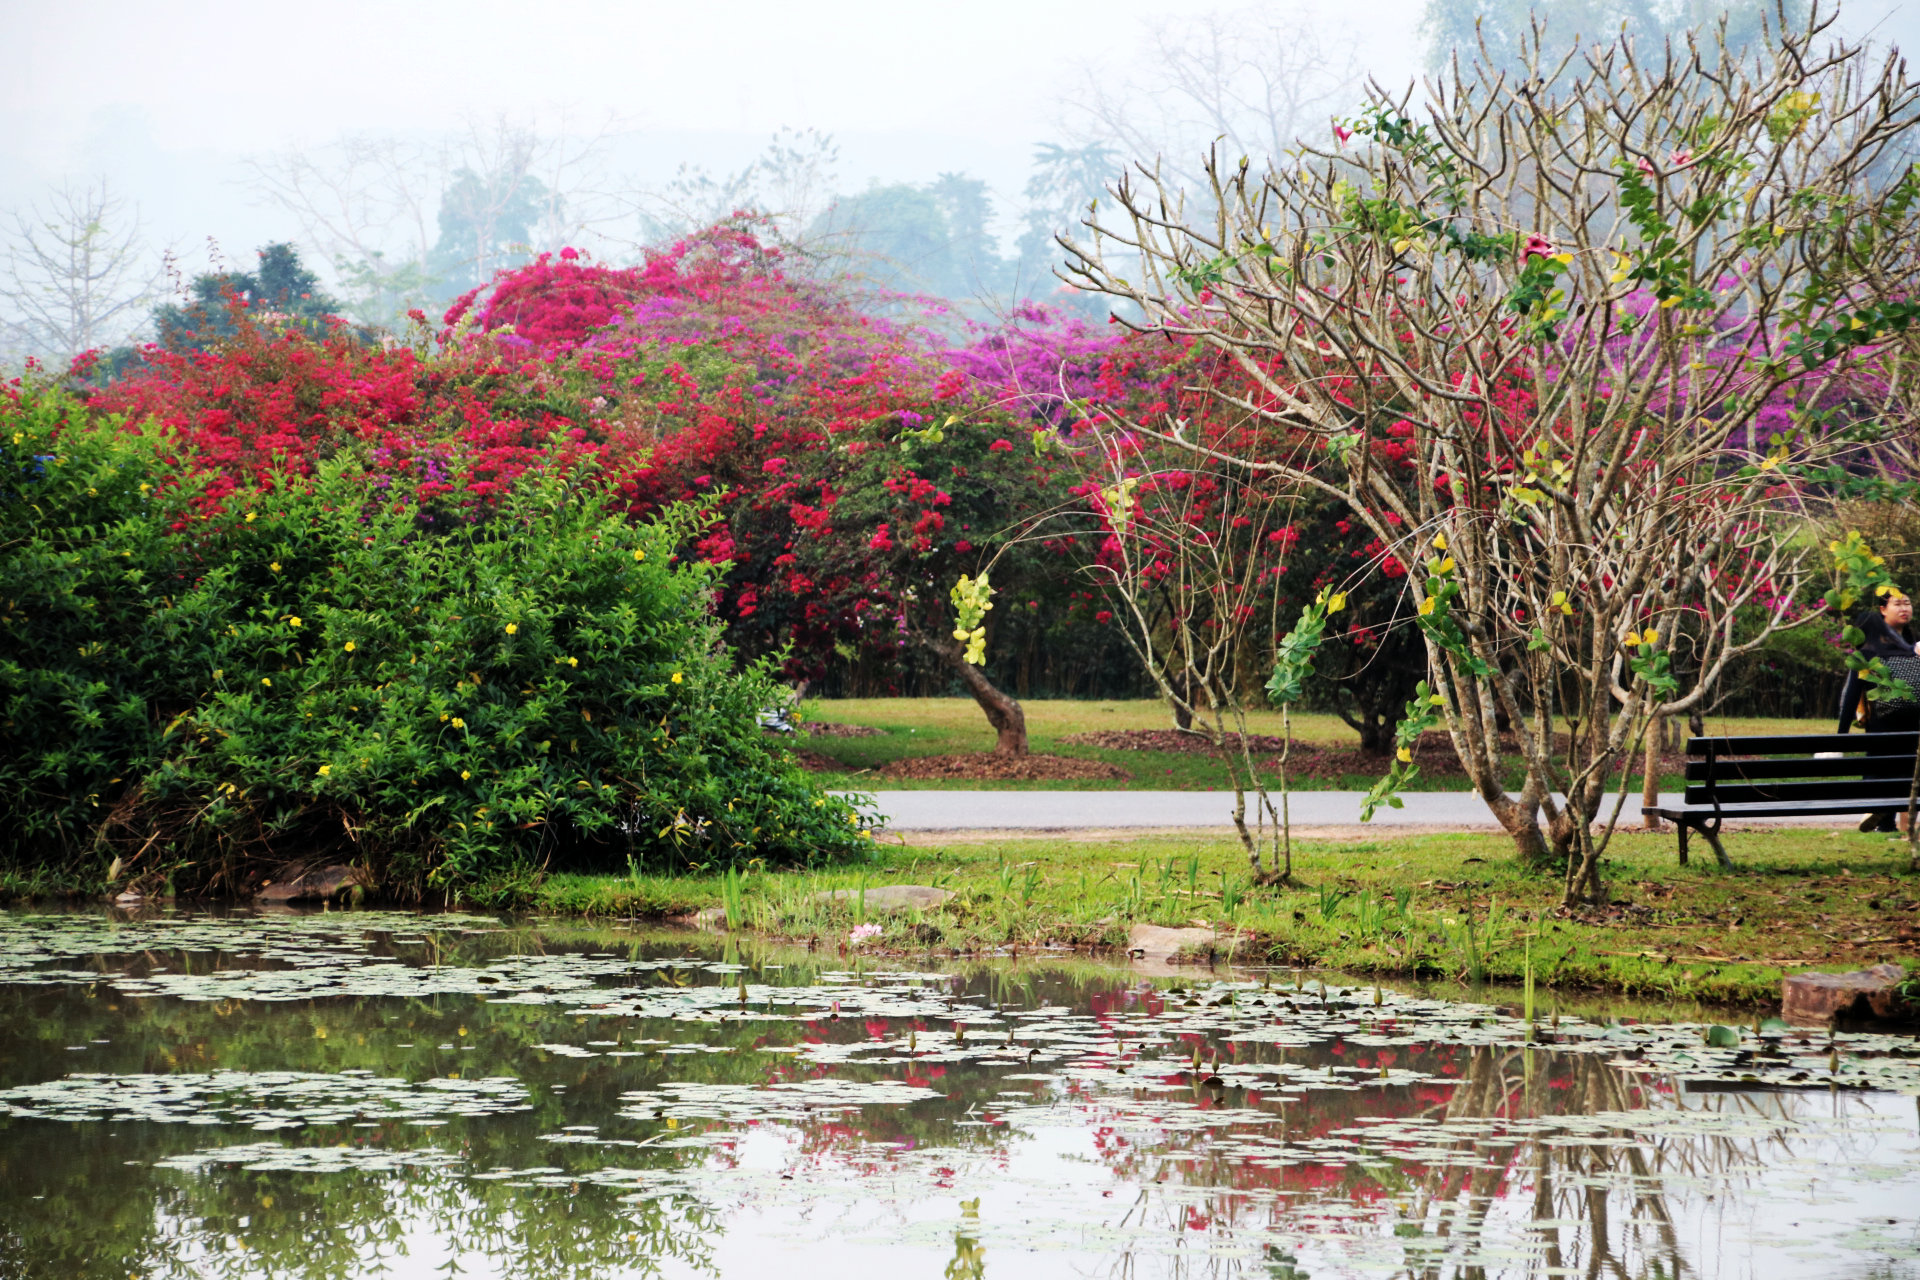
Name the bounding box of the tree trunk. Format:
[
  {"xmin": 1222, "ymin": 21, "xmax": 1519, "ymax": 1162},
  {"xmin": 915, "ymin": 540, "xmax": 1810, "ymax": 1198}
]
[
  {"xmin": 1642, "ymin": 711, "xmax": 1665, "ymax": 832},
  {"xmin": 1169, "ymin": 668, "xmax": 1197, "ymax": 731},
  {"xmin": 1353, "ymin": 711, "xmax": 1394, "ymax": 756},
  {"xmin": 926, "ymin": 635, "xmax": 1028, "ymax": 756}
]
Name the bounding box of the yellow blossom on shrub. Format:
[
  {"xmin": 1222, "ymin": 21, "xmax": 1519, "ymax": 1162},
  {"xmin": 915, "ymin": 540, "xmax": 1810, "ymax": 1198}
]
[
  {"xmin": 505, "ymin": 623, "xmax": 518, "ymax": 634},
  {"xmin": 317, "ymin": 764, "xmax": 331, "ymax": 776},
  {"xmin": 451, "ymin": 717, "xmax": 466, "ymax": 729}
]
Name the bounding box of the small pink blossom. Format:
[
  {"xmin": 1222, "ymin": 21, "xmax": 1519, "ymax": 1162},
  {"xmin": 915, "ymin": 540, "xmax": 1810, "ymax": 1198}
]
[
  {"xmin": 1669, "ymin": 150, "xmax": 1694, "ymax": 169},
  {"xmin": 1334, "ymin": 125, "xmax": 1353, "ymax": 145},
  {"xmin": 849, "ymin": 923, "xmax": 883, "ymax": 943},
  {"xmin": 1636, "ymin": 155, "xmax": 1656, "ymax": 177},
  {"xmin": 1521, "ymin": 234, "xmax": 1555, "ymax": 262}
]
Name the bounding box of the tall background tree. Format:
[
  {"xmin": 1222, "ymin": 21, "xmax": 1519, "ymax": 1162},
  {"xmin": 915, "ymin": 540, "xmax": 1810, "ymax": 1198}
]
[
  {"xmin": 0, "ymin": 180, "xmax": 160, "ymax": 366},
  {"xmin": 1422, "ymin": 0, "xmax": 1814, "ymax": 72}
]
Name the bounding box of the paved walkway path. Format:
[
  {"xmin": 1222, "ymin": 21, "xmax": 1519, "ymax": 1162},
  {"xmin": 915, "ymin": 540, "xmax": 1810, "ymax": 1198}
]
[{"xmin": 847, "ymin": 789, "xmax": 1829, "ymax": 832}]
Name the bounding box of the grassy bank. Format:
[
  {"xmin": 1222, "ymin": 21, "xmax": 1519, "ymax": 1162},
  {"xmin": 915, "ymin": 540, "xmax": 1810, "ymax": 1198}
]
[
  {"xmin": 792, "ymin": 697, "xmax": 1835, "ymax": 791},
  {"xmin": 531, "ymin": 824, "xmax": 1918, "ymax": 1007}
]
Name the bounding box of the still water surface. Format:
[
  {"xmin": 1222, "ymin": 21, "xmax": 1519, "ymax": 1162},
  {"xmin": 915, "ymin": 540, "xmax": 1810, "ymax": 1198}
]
[{"xmin": 0, "ymin": 908, "xmax": 1916, "ymax": 1279}]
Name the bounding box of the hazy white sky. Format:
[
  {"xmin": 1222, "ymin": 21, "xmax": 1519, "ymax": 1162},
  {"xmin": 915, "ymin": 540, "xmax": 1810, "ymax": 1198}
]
[
  {"xmin": 0, "ymin": 0, "xmax": 1426, "ymax": 258},
  {"xmin": 3, "ymin": 0, "xmax": 1914, "ymax": 266},
  {"xmin": 5, "ymin": 0, "xmax": 1428, "ymax": 155}
]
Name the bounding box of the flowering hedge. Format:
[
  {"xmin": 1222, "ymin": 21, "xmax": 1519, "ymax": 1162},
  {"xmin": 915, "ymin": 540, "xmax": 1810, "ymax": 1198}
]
[{"xmin": 0, "ymin": 385, "xmax": 871, "ymax": 892}]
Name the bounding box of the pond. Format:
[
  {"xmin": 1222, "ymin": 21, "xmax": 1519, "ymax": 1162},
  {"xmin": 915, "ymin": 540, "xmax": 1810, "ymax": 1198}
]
[{"xmin": 0, "ymin": 908, "xmax": 1916, "ymax": 1279}]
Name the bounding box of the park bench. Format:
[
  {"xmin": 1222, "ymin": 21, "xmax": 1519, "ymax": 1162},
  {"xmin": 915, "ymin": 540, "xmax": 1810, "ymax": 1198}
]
[{"xmin": 1643, "ymin": 732, "xmax": 1919, "ymax": 867}]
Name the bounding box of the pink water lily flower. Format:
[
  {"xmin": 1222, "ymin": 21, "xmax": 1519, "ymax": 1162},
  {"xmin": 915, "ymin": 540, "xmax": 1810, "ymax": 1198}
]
[{"xmin": 849, "ymin": 923, "xmax": 883, "ymax": 943}]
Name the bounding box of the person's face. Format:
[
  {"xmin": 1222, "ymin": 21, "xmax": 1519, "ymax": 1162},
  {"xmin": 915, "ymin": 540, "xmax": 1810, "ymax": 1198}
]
[{"xmin": 1884, "ymin": 593, "xmax": 1914, "ymax": 627}]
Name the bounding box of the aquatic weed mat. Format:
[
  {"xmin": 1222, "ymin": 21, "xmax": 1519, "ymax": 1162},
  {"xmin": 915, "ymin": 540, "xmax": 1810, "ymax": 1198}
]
[{"xmin": 4, "ymin": 910, "xmax": 1919, "ymax": 1277}]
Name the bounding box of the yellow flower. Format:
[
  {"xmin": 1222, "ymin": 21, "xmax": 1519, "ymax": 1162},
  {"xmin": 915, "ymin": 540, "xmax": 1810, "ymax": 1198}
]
[
  {"xmin": 245, "ymin": 511, "xmax": 256, "ymax": 522},
  {"xmin": 461, "ymin": 770, "xmax": 472, "ymax": 780},
  {"xmin": 1433, "ymin": 533, "xmax": 1447, "ymax": 551},
  {"xmin": 1643, "ymin": 627, "xmax": 1659, "ymax": 643},
  {"xmin": 568, "ymin": 657, "xmax": 579, "ymax": 667},
  {"xmin": 440, "ymin": 713, "xmax": 449, "ymax": 721},
  {"xmin": 451, "ymin": 717, "xmax": 466, "ymax": 729},
  {"xmin": 289, "ymin": 617, "xmax": 302, "ymax": 628},
  {"xmin": 214, "ymin": 669, "xmax": 224, "ymax": 680},
  {"xmin": 633, "ymin": 548, "xmax": 646, "ymax": 562},
  {"xmin": 269, "ymin": 561, "xmax": 281, "ymax": 572},
  {"xmin": 344, "ymin": 641, "xmax": 356, "ymax": 652},
  {"xmin": 1418, "ymin": 598, "xmax": 1436, "ymax": 616},
  {"xmin": 1396, "ymin": 747, "xmax": 1413, "ymax": 763},
  {"xmin": 671, "ymin": 672, "xmax": 683, "ymax": 684},
  {"xmin": 261, "ymin": 677, "xmax": 272, "ymax": 687},
  {"xmin": 317, "ymin": 764, "xmax": 331, "ymax": 776},
  {"xmin": 504, "ymin": 623, "xmax": 518, "ymax": 634}
]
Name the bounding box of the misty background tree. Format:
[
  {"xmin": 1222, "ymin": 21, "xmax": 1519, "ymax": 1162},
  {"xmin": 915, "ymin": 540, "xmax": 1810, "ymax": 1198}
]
[{"xmin": 0, "ymin": 180, "xmax": 160, "ymax": 366}]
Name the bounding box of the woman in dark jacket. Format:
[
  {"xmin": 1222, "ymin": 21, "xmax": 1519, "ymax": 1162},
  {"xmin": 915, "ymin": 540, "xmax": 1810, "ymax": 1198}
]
[{"xmin": 1838, "ymin": 590, "xmax": 1916, "ymax": 831}]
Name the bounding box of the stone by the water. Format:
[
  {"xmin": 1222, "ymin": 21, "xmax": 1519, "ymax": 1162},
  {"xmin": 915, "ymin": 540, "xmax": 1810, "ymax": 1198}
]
[
  {"xmin": 1782, "ymin": 962, "xmax": 1912, "ymax": 1025},
  {"xmin": 255, "ymin": 865, "xmax": 371, "ymax": 904},
  {"xmin": 810, "ymin": 885, "xmax": 954, "ymax": 912},
  {"xmin": 1126, "ymin": 923, "xmax": 1217, "ymax": 964}
]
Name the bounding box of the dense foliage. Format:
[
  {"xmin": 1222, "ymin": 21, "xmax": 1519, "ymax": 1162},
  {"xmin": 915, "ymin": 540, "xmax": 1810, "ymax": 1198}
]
[{"xmin": 0, "ymin": 387, "xmax": 871, "ymax": 893}]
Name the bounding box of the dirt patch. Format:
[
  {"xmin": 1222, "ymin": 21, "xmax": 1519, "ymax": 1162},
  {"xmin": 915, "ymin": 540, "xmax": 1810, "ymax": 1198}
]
[
  {"xmin": 802, "ymin": 721, "xmax": 884, "ymax": 738},
  {"xmin": 788, "ymin": 748, "xmax": 849, "ymax": 772},
  {"xmin": 1261, "ymin": 740, "xmax": 1470, "ymax": 780},
  {"xmin": 1062, "ymin": 729, "xmax": 1295, "ymax": 754},
  {"xmin": 872, "ymin": 753, "xmax": 1132, "ymax": 781},
  {"xmin": 1061, "ymin": 727, "xmax": 1452, "ymax": 778}
]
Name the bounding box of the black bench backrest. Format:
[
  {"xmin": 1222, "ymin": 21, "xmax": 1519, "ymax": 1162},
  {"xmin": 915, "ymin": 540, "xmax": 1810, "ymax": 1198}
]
[{"xmin": 1683, "ymin": 733, "xmax": 1917, "ymax": 806}]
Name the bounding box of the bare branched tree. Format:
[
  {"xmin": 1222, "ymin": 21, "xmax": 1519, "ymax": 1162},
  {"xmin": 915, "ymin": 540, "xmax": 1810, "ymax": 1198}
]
[
  {"xmin": 623, "ymin": 128, "xmax": 841, "ymax": 250},
  {"xmin": 0, "ymin": 180, "xmax": 160, "ymax": 365},
  {"xmin": 1060, "ymin": 6, "xmax": 1920, "ymax": 905},
  {"xmin": 246, "ymin": 115, "xmax": 617, "ymax": 326},
  {"xmin": 1059, "ymin": 4, "xmax": 1364, "ymax": 189},
  {"xmin": 245, "ymin": 133, "xmax": 442, "ymax": 323}
]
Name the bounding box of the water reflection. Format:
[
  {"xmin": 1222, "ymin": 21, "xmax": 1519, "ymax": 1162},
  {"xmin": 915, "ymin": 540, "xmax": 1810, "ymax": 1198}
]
[{"xmin": 0, "ymin": 910, "xmax": 1914, "ymax": 1280}]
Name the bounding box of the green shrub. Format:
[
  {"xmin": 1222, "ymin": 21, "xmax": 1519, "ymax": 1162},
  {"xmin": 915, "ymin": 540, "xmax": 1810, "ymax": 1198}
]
[{"xmin": 1, "ymin": 388, "xmax": 872, "ymax": 893}]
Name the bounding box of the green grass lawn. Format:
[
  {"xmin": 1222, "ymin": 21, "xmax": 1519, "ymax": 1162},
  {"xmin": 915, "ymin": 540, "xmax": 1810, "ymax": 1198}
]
[
  {"xmin": 535, "ymin": 824, "xmax": 1918, "ymax": 1007},
  {"xmin": 788, "ymin": 697, "xmax": 1838, "ymax": 791}
]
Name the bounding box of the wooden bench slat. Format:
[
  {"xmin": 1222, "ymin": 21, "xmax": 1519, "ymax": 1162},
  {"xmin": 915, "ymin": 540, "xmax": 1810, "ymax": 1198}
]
[
  {"xmin": 1685, "ymin": 732, "xmax": 1917, "ymax": 755},
  {"xmin": 1683, "ymin": 756, "xmax": 1910, "ymax": 782},
  {"xmin": 1648, "ymin": 798, "xmax": 1909, "ymax": 818},
  {"xmin": 1685, "ymin": 778, "xmax": 1914, "ymax": 805}
]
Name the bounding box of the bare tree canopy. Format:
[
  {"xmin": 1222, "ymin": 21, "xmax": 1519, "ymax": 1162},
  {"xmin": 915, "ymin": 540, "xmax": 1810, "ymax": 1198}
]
[
  {"xmin": 1062, "ymin": 5, "xmax": 1920, "ymax": 903},
  {"xmin": 0, "ymin": 180, "xmax": 160, "ymax": 366},
  {"xmin": 1058, "ymin": 4, "xmax": 1365, "ymax": 188},
  {"xmin": 245, "ymin": 116, "xmax": 616, "ymax": 327}
]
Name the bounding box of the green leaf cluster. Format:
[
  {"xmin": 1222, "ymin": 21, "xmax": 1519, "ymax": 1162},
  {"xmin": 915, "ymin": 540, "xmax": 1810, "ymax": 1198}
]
[{"xmin": 0, "ymin": 389, "xmax": 871, "ymax": 890}]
